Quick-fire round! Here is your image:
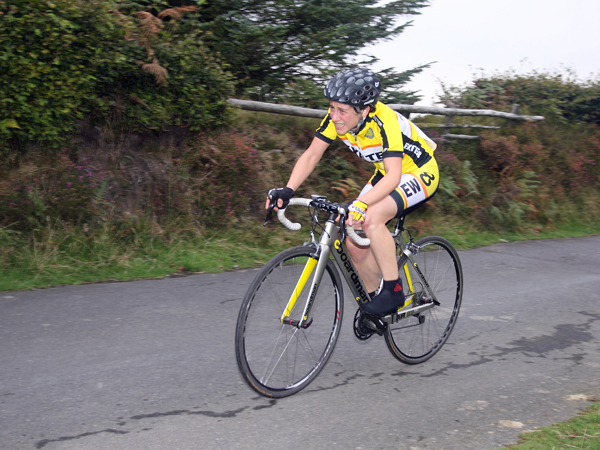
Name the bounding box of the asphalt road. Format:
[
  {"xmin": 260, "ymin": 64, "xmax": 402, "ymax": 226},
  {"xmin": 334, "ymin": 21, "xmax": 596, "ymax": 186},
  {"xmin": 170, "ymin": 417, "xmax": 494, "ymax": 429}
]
[{"xmin": 1, "ymin": 236, "xmax": 599, "ymax": 450}]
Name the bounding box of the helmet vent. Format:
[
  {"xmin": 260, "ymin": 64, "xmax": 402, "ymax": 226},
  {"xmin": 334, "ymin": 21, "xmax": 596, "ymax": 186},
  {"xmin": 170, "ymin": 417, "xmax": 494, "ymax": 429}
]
[{"xmin": 323, "ymin": 68, "xmax": 381, "ymax": 108}]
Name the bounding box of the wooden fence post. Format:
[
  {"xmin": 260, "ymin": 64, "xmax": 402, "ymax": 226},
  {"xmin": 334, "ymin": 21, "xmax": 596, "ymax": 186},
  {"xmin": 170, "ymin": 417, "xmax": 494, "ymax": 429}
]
[
  {"xmin": 442, "ymin": 115, "xmax": 455, "ymax": 138},
  {"xmin": 508, "ymin": 104, "xmax": 521, "ymax": 127}
]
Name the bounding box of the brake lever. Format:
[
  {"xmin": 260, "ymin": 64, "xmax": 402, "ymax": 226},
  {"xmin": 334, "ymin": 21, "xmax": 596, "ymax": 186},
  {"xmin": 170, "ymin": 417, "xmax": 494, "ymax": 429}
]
[
  {"xmin": 339, "ymin": 202, "xmax": 348, "ymax": 242},
  {"xmin": 263, "ymin": 201, "xmax": 275, "ymax": 226}
]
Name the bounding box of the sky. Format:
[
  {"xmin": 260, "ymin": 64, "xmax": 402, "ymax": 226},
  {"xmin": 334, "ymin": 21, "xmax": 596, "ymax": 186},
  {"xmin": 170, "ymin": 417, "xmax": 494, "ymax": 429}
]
[{"xmin": 369, "ymin": 0, "xmax": 600, "ymax": 106}]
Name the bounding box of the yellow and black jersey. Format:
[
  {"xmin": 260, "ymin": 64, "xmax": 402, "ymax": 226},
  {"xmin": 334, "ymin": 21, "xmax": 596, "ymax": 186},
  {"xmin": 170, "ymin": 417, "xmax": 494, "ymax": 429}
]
[{"xmin": 315, "ymin": 102, "xmax": 437, "ymax": 175}]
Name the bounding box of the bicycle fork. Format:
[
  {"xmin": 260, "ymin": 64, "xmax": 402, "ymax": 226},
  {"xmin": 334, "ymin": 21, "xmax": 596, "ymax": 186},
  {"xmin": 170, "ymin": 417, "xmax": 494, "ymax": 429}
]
[
  {"xmin": 279, "ymin": 220, "xmax": 337, "ymax": 328},
  {"xmin": 280, "ymin": 244, "xmax": 330, "ymax": 329}
]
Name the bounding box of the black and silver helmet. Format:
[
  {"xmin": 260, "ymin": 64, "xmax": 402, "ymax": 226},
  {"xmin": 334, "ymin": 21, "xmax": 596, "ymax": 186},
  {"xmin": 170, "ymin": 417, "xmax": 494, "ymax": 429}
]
[{"xmin": 323, "ymin": 68, "xmax": 381, "ymax": 108}]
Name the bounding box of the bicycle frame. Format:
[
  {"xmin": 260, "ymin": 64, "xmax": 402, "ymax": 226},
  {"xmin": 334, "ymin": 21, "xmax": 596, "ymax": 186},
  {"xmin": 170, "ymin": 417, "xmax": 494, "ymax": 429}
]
[
  {"xmin": 393, "ymin": 219, "xmax": 440, "ymax": 304},
  {"xmin": 280, "ymin": 211, "xmax": 436, "ymax": 330},
  {"xmin": 280, "ymin": 212, "xmax": 369, "ymax": 329}
]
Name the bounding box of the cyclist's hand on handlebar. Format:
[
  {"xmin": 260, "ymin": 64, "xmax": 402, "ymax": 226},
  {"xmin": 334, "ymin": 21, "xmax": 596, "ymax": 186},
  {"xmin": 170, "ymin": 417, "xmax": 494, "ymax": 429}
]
[
  {"xmin": 347, "ymin": 199, "xmax": 368, "ymax": 226},
  {"xmin": 266, "ymin": 187, "xmax": 295, "ymax": 211}
]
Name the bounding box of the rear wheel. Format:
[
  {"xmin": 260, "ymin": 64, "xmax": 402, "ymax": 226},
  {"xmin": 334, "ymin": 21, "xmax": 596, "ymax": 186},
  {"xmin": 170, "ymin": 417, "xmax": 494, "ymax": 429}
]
[
  {"xmin": 235, "ymin": 246, "xmax": 343, "ymax": 398},
  {"xmin": 384, "ymin": 236, "xmax": 463, "ymax": 364}
]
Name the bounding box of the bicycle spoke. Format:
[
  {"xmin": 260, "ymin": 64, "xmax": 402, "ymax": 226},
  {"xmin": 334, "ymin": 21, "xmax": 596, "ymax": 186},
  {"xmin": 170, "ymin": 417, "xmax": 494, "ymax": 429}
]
[
  {"xmin": 258, "ymin": 324, "xmax": 295, "ymax": 385},
  {"xmin": 261, "ymin": 326, "xmax": 299, "ymax": 385}
]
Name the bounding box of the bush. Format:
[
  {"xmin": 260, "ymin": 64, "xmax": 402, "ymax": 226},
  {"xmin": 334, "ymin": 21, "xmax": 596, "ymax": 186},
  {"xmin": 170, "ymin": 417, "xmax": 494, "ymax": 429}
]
[
  {"xmin": 479, "ymin": 134, "xmax": 519, "ymax": 173},
  {"xmin": 181, "ymin": 131, "xmax": 268, "ymax": 226},
  {"xmin": 435, "ymin": 151, "xmax": 479, "ymax": 213},
  {"xmin": 0, "ymin": 154, "xmax": 105, "ymax": 230},
  {"xmin": 440, "ymin": 70, "xmax": 600, "ymax": 124},
  {"xmin": 0, "ymin": 0, "xmax": 234, "ymax": 152},
  {"xmin": 446, "ymin": 119, "xmax": 600, "ymax": 231}
]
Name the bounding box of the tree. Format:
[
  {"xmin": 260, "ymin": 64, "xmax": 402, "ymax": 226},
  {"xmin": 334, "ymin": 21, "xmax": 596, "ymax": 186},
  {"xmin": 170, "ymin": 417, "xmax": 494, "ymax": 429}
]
[{"xmin": 194, "ymin": 0, "xmax": 431, "ymax": 104}]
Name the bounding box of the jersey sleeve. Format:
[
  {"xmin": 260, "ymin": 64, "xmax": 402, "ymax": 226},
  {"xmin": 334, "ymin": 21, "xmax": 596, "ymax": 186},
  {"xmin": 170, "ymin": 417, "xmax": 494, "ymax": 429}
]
[
  {"xmin": 374, "ymin": 111, "xmax": 404, "ymax": 159},
  {"xmin": 315, "ymin": 112, "xmax": 337, "ymax": 144}
]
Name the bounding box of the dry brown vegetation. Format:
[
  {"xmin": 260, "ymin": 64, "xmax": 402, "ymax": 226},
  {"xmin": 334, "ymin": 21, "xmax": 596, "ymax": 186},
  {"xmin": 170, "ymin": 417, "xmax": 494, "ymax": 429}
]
[{"xmin": 2, "ymin": 109, "xmax": 600, "ymax": 238}]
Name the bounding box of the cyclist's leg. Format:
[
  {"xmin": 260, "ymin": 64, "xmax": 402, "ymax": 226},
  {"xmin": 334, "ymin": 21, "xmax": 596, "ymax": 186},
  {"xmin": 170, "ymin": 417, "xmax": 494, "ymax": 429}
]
[
  {"xmin": 346, "ymin": 172, "xmax": 398, "ymax": 295},
  {"xmin": 346, "ymin": 196, "xmax": 398, "ymax": 295},
  {"xmin": 361, "ymin": 196, "xmax": 400, "ymax": 282},
  {"xmin": 358, "ymin": 193, "xmax": 408, "ymax": 316},
  {"xmin": 345, "ymin": 237, "xmax": 381, "ymax": 295},
  {"xmin": 360, "ymin": 159, "xmax": 440, "ymax": 316},
  {"xmin": 347, "ymin": 158, "xmax": 440, "ymax": 299}
]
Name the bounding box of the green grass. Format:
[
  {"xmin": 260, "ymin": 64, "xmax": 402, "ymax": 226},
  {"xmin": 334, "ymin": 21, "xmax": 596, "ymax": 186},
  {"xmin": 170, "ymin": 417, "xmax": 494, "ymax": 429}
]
[
  {"xmin": 420, "ymin": 216, "xmax": 600, "ymax": 250},
  {"xmin": 0, "ymin": 220, "xmax": 305, "ymax": 292},
  {"xmin": 1, "ymin": 213, "xmax": 599, "ymax": 292},
  {"xmin": 501, "ymin": 400, "xmax": 600, "ymax": 450}
]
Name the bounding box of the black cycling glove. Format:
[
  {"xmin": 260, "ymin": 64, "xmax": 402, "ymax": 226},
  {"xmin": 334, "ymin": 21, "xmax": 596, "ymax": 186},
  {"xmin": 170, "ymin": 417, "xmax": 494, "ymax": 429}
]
[{"xmin": 267, "ymin": 187, "xmax": 295, "ymax": 209}]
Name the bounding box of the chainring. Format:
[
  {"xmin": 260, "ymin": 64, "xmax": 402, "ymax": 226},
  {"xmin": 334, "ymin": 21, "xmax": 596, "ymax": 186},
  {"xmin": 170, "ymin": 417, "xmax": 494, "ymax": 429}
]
[{"xmin": 353, "ymin": 308, "xmax": 375, "ymax": 341}]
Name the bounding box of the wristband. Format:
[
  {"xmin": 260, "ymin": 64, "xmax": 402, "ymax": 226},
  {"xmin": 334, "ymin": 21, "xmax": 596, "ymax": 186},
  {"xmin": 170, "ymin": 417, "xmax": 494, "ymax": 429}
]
[{"xmin": 348, "ymin": 199, "xmax": 368, "ymax": 222}]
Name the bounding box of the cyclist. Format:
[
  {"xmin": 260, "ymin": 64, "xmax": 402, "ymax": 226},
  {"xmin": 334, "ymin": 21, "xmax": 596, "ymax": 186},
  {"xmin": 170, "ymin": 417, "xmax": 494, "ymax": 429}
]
[{"xmin": 267, "ymin": 67, "xmax": 439, "ymax": 317}]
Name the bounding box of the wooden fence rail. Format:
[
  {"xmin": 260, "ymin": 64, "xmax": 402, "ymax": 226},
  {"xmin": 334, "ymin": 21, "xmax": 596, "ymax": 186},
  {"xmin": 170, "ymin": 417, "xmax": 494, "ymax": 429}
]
[{"xmin": 226, "ymin": 98, "xmax": 545, "ymax": 141}]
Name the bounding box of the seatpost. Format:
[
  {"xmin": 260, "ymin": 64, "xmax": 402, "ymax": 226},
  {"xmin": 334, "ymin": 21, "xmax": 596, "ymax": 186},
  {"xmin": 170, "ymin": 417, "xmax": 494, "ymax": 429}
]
[{"xmin": 394, "ymin": 216, "xmax": 406, "ymax": 235}]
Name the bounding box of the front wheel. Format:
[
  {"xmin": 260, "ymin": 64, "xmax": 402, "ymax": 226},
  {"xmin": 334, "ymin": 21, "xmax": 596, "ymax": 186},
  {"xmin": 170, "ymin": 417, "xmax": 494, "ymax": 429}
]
[
  {"xmin": 235, "ymin": 246, "xmax": 344, "ymax": 398},
  {"xmin": 384, "ymin": 236, "xmax": 463, "ymax": 364}
]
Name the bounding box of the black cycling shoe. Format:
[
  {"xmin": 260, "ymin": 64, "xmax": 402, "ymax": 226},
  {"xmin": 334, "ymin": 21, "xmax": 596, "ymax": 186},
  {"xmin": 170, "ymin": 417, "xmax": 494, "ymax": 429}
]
[{"xmin": 362, "ymin": 280, "xmax": 408, "ymax": 317}]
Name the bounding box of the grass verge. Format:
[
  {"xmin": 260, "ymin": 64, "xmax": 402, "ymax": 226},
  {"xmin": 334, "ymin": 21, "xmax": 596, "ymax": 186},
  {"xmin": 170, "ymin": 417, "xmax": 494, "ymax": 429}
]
[
  {"xmin": 502, "ymin": 400, "xmax": 600, "ymax": 450},
  {"xmin": 0, "ymin": 222, "xmax": 307, "ymax": 292},
  {"xmin": 1, "ymin": 214, "xmax": 599, "ymax": 292}
]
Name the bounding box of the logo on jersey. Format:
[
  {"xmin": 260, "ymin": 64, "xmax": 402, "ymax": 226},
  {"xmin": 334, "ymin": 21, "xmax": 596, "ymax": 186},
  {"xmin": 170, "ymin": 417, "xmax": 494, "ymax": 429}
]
[
  {"xmin": 404, "ymin": 142, "xmax": 423, "ymax": 158},
  {"xmin": 365, "ymin": 128, "xmax": 374, "ymax": 139},
  {"xmin": 342, "ymin": 140, "xmax": 383, "ymax": 162},
  {"xmin": 402, "ymin": 138, "xmax": 432, "ymax": 167}
]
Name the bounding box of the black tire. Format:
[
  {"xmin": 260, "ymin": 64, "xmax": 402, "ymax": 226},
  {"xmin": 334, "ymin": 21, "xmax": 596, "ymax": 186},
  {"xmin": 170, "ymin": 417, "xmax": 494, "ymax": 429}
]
[
  {"xmin": 235, "ymin": 246, "xmax": 344, "ymax": 398},
  {"xmin": 384, "ymin": 236, "xmax": 463, "ymax": 364}
]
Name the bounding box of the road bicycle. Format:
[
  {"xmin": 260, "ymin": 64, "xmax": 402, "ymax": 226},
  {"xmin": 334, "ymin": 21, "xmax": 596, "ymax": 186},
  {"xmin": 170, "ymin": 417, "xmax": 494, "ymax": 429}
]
[{"xmin": 235, "ymin": 195, "xmax": 463, "ymax": 398}]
